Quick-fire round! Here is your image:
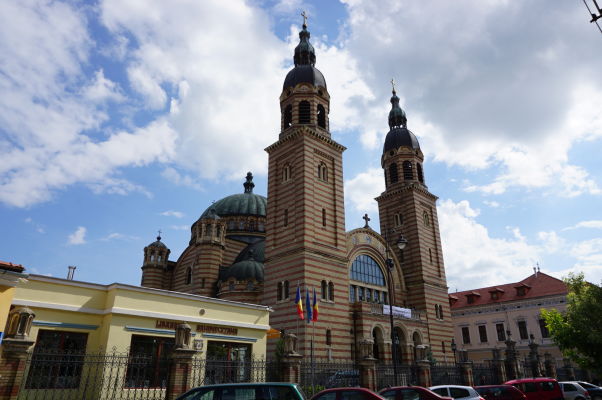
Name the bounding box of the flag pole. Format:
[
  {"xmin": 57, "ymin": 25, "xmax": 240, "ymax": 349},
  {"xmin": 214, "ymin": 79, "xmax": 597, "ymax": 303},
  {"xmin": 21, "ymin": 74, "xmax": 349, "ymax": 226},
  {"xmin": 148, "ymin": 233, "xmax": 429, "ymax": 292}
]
[{"xmin": 296, "ymin": 280, "xmax": 300, "ymax": 338}]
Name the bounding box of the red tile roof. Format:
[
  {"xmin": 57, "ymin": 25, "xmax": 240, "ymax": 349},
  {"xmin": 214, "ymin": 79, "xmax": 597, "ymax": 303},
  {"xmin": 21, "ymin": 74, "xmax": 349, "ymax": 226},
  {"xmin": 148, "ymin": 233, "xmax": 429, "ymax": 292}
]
[
  {"xmin": 449, "ymin": 272, "xmax": 567, "ymax": 309},
  {"xmin": 0, "ymin": 260, "xmax": 25, "ymax": 273}
]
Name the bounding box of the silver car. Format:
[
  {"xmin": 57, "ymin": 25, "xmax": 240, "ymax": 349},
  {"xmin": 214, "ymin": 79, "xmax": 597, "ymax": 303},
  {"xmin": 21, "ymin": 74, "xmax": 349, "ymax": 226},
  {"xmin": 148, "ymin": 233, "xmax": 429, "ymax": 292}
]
[
  {"xmin": 560, "ymin": 382, "xmax": 592, "ymax": 400},
  {"xmin": 430, "ymin": 385, "xmax": 483, "ymax": 400}
]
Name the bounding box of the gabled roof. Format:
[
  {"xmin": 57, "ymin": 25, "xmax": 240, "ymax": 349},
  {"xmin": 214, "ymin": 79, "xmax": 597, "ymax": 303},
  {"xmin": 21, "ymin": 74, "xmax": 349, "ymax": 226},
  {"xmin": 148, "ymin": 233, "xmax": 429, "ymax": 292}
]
[{"xmin": 449, "ymin": 272, "xmax": 567, "ymax": 309}]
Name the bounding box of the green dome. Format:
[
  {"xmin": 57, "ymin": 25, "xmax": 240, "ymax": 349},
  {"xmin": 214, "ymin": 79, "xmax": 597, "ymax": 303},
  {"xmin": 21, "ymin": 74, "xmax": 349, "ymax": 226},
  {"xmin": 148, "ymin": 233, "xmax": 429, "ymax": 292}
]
[
  {"xmin": 223, "ymin": 259, "xmax": 264, "ymax": 282},
  {"xmin": 200, "ymin": 172, "xmax": 266, "ymax": 218},
  {"xmin": 234, "ymin": 240, "xmax": 265, "ymax": 263}
]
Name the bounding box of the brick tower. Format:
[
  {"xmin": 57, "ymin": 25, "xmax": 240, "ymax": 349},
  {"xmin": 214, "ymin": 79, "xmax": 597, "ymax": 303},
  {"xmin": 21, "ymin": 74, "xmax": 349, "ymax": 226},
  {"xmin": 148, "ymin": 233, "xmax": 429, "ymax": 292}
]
[
  {"xmin": 375, "ymin": 87, "xmax": 454, "ymax": 360},
  {"xmin": 263, "ymin": 20, "xmax": 351, "ymax": 358},
  {"xmin": 140, "ymin": 235, "xmax": 171, "ymax": 289}
]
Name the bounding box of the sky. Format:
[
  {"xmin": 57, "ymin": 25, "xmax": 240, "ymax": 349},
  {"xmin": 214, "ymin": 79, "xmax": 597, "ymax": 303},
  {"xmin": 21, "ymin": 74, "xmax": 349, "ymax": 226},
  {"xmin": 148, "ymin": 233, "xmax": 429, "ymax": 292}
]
[{"xmin": 1, "ymin": 0, "xmax": 601, "ymax": 292}]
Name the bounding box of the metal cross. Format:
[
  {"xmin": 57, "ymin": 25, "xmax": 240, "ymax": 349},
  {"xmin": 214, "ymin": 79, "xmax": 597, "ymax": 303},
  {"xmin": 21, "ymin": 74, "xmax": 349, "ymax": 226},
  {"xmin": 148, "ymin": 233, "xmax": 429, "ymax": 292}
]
[
  {"xmin": 390, "ymin": 78, "xmax": 396, "ymax": 93},
  {"xmin": 157, "ymin": 229, "xmax": 162, "ymax": 238},
  {"xmin": 301, "ymin": 10, "xmax": 308, "ymax": 26},
  {"xmin": 362, "ymin": 213, "xmax": 370, "ymax": 228}
]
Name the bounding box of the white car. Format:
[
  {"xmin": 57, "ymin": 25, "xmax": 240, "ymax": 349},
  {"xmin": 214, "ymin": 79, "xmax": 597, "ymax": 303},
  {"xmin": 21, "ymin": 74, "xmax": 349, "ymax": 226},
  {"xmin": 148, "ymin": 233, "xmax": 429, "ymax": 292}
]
[
  {"xmin": 560, "ymin": 382, "xmax": 592, "ymax": 400},
  {"xmin": 430, "ymin": 385, "xmax": 483, "ymax": 400}
]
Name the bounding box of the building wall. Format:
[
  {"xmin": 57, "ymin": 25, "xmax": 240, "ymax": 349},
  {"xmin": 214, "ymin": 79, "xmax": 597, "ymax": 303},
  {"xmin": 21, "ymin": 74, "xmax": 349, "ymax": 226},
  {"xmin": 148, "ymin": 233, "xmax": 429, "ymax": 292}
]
[{"xmin": 451, "ymin": 294, "xmax": 566, "ymax": 362}]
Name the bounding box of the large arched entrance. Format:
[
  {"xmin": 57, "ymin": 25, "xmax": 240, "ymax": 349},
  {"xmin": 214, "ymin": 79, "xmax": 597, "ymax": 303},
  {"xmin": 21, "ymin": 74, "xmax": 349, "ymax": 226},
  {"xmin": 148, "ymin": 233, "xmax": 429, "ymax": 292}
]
[
  {"xmin": 372, "ymin": 326, "xmax": 385, "ymax": 360},
  {"xmin": 412, "ymin": 331, "xmax": 422, "ymax": 361},
  {"xmin": 393, "ymin": 327, "xmax": 406, "ymax": 364}
]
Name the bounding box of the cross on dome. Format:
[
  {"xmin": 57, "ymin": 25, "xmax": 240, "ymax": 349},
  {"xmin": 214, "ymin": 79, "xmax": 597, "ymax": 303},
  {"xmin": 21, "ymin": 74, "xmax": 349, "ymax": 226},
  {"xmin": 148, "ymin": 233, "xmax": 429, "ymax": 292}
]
[
  {"xmin": 363, "ymin": 213, "xmax": 371, "ymax": 228},
  {"xmin": 301, "ymin": 10, "xmax": 309, "ymax": 27}
]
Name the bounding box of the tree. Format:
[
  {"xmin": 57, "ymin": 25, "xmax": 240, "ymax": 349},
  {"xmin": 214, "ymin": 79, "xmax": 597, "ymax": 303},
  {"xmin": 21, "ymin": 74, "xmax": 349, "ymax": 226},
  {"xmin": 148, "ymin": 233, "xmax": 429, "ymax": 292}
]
[{"xmin": 541, "ymin": 273, "xmax": 602, "ymax": 373}]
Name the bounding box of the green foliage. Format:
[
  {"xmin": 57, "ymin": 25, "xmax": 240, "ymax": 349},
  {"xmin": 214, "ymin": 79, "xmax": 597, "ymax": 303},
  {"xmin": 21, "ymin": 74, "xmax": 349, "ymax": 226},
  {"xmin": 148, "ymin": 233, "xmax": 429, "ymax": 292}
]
[{"xmin": 541, "ymin": 273, "xmax": 602, "ymax": 373}]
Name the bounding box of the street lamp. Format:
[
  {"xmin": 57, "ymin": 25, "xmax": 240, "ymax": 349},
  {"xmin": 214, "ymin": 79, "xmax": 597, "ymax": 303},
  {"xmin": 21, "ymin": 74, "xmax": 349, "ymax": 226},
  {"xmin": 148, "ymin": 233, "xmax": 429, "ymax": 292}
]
[
  {"xmin": 451, "ymin": 338, "xmax": 457, "ymax": 364},
  {"xmin": 387, "ymin": 233, "xmax": 407, "ymax": 387}
]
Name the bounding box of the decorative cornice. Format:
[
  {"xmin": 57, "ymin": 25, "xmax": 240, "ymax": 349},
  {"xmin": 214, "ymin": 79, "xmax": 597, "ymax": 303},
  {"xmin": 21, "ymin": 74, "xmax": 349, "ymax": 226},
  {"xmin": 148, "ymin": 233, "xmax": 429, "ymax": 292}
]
[
  {"xmin": 33, "ymin": 321, "xmax": 99, "ymax": 330},
  {"xmin": 375, "ymin": 183, "xmax": 438, "ymax": 202},
  {"xmin": 265, "ymin": 126, "xmax": 346, "ymax": 153}
]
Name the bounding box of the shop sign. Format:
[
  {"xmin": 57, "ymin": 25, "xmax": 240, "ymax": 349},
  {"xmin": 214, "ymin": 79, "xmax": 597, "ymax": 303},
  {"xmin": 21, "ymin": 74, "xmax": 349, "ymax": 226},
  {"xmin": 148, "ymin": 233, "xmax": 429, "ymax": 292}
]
[{"xmin": 155, "ymin": 320, "xmax": 238, "ymax": 336}]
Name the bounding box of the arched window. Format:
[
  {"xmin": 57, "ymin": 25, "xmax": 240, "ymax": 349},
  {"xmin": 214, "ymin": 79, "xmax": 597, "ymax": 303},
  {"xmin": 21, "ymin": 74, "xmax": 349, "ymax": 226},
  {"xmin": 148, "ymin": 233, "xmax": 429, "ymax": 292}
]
[
  {"xmin": 328, "ymin": 282, "xmax": 335, "ymax": 301},
  {"xmin": 326, "ymin": 329, "xmax": 332, "ymax": 346},
  {"xmin": 277, "ymin": 282, "xmax": 283, "ymax": 301},
  {"xmin": 350, "ymin": 255, "xmax": 386, "ymax": 286},
  {"xmin": 417, "ymin": 163, "xmax": 424, "ymax": 183},
  {"xmin": 372, "ymin": 327, "xmax": 383, "ymax": 359},
  {"xmin": 298, "ymin": 101, "xmax": 310, "ymax": 124},
  {"xmin": 389, "ymin": 163, "xmax": 398, "ymax": 184},
  {"xmin": 439, "ymin": 305, "xmax": 444, "ymax": 320},
  {"xmin": 284, "ymin": 280, "xmax": 290, "ymax": 299},
  {"xmin": 322, "ymin": 208, "xmax": 326, "ymax": 227},
  {"xmin": 317, "ymin": 104, "xmax": 326, "ymax": 128},
  {"xmin": 394, "ymin": 213, "xmax": 402, "ymax": 227},
  {"xmin": 403, "ymin": 161, "xmax": 413, "ymax": 180},
  {"xmin": 205, "ymin": 224, "xmax": 212, "ymax": 237},
  {"xmin": 318, "ymin": 163, "xmax": 328, "ymax": 181},
  {"xmin": 321, "ymin": 280, "xmax": 328, "ymax": 300},
  {"xmin": 284, "ymin": 209, "xmax": 289, "ymax": 227},
  {"xmin": 423, "ymin": 211, "xmax": 430, "ymax": 227},
  {"xmin": 284, "ymin": 104, "xmax": 292, "ymax": 128},
  {"xmin": 186, "ymin": 267, "xmax": 192, "ymax": 285},
  {"xmin": 283, "ymin": 164, "xmax": 291, "ymax": 182}
]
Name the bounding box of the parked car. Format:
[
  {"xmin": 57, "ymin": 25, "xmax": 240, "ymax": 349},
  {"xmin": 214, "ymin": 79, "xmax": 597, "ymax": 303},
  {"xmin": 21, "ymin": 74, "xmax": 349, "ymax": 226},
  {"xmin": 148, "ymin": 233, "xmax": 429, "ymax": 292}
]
[
  {"xmin": 475, "ymin": 385, "xmax": 527, "ymax": 400},
  {"xmin": 176, "ymin": 382, "xmax": 307, "ymax": 400},
  {"xmin": 311, "ymin": 387, "xmax": 386, "ymax": 400},
  {"xmin": 429, "ymin": 385, "xmax": 484, "ymax": 400},
  {"xmin": 505, "ymin": 378, "xmax": 564, "ymax": 400},
  {"xmin": 574, "ymin": 382, "xmax": 602, "ymax": 400},
  {"xmin": 560, "ymin": 382, "xmax": 591, "ymax": 400},
  {"xmin": 379, "ymin": 385, "xmax": 454, "ymax": 400}
]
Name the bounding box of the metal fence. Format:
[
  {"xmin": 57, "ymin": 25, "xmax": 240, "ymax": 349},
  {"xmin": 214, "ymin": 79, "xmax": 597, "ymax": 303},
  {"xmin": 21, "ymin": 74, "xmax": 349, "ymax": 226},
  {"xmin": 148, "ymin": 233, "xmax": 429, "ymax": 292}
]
[
  {"xmin": 299, "ymin": 358, "xmax": 359, "ymax": 397},
  {"xmin": 472, "ymin": 362, "xmax": 497, "ymax": 385},
  {"xmin": 431, "ymin": 363, "xmax": 463, "ymax": 386},
  {"xmin": 375, "ymin": 363, "xmax": 418, "ymax": 389}
]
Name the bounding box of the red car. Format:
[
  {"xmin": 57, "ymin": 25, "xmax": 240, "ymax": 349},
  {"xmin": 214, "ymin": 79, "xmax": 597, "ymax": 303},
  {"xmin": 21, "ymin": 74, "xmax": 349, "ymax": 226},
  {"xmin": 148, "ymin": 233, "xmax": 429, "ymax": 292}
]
[
  {"xmin": 475, "ymin": 385, "xmax": 528, "ymax": 400},
  {"xmin": 379, "ymin": 386, "xmax": 455, "ymax": 400},
  {"xmin": 311, "ymin": 387, "xmax": 386, "ymax": 400},
  {"xmin": 505, "ymin": 378, "xmax": 564, "ymax": 400}
]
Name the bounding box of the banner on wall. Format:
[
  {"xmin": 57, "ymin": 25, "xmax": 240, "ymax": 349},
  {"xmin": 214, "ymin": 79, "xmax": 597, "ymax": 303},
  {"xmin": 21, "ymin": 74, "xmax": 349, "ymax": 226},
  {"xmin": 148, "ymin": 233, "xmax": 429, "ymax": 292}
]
[{"xmin": 383, "ymin": 305, "xmax": 412, "ymax": 319}]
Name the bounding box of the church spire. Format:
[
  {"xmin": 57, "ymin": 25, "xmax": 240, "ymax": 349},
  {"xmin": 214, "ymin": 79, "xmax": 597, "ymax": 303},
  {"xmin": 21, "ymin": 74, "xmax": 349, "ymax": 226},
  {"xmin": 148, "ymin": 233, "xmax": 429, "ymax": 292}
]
[
  {"xmin": 294, "ymin": 11, "xmax": 316, "ymax": 67},
  {"xmin": 388, "ymin": 79, "xmax": 407, "ymax": 129},
  {"xmin": 243, "ymin": 172, "xmax": 255, "ymax": 193}
]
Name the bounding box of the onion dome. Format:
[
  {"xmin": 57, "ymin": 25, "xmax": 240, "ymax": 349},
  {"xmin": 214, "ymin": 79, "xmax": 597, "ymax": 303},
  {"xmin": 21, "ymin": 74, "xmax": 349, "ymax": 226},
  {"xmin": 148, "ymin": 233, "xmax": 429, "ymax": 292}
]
[
  {"xmin": 147, "ymin": 235, "xmax": 167, "ymax": 249},
  {"xmin": 283, "ymin": 22, "xmax": 326, "ymax": 89},
  {"xmin": 383, "ymin": 89, "xmax": 420, "ymax": 153},
  {"xmin": 223, "ymin": 250, "xmax": 264, "ymax": 282},
  {"xmin": 234, "ymin": 240, "xmax": 265, "ymax": 264},
  {"xmin": 200, "ymin": 172, "xmax": 267, "ymax": 218}
]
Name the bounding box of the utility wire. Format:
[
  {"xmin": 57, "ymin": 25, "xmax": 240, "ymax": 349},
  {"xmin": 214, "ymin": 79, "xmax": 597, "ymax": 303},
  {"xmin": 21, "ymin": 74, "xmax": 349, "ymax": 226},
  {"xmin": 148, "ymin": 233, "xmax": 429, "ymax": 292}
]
[{"xmin": 582, "ymin": 0, "xmax": 602, "ymax": 35}]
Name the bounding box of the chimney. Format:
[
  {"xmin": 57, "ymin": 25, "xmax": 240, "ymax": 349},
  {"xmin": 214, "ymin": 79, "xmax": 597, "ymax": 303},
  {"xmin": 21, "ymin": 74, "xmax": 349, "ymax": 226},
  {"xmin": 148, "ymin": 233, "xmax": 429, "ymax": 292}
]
[{"xmin": 67, "ymin": 265, "xmax": 76, "ymax": 280}]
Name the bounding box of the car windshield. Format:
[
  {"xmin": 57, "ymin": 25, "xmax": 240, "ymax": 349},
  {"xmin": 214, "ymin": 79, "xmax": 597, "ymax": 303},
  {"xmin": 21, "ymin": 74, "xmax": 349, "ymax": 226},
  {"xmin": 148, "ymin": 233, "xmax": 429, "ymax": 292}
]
[{"xmin": 579, "ymin": 383, "xmax": 597, "ymax": 389}]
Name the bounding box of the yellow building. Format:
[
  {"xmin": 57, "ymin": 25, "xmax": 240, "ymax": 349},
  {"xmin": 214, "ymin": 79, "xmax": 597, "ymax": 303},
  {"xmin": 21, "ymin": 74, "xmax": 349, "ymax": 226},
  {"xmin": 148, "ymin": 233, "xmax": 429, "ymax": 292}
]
[
  {"xmin": 0, "ymin": 260, "xmax": 28, "ymax": 343},
  {"xmin": 7, "ymin": 274, "xmax": 271, "ymax": 399}
]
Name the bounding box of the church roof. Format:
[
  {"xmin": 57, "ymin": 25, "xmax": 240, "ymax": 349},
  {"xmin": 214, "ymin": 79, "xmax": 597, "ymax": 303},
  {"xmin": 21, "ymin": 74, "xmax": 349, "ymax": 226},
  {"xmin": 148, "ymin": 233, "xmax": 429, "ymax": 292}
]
[
  {"xmin": 283, "ymin": 21, "xmax": 326, "ymax": 90},
  {"xmin": 449, "ymin": 272, "xmax": 567, "ymax": 309},
  {"xmin": 200, "ymin": 172, "xmax": 267, "ymax": 218},
  {"xmin": 147, "ymin": 235, "xmax": 167, "ymax": 249},
  {"xmin": 223, "ymin": 259, "xmax": 264, "ymax": 282},
  {"xmin": 383, "ymin": 88, "xmax": 420, "ymax": 153}
]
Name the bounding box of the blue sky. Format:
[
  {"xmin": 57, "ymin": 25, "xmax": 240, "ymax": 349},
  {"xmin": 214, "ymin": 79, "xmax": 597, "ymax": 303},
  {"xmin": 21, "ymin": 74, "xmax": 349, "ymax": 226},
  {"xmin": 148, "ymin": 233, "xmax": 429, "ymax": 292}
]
[{"xmin": 1, "ymin": 0, "xmax": 601, "ymax": 291}]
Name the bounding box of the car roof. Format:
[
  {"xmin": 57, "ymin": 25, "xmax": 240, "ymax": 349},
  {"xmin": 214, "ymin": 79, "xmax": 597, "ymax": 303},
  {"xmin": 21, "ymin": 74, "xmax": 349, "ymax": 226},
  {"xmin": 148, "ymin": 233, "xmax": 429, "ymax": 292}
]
[
  {"xmin": 475, "ymin": 385, "xmax": 516, "ymax": 388},
  {"xmin": 190, "ymin": 382, "xmax": 299, "ymax": 388},
  {"xmin": 431, "ymin": 385, "xmax": 475, "ymax": 389},
  {"xmin": 506, "ymin": 378, "xmax": 557, "ymax": 383}
]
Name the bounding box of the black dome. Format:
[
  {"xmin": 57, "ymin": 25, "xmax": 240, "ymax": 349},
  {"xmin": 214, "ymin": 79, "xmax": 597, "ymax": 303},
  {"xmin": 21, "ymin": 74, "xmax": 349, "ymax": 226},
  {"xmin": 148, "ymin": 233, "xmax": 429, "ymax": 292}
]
[
  {"xmin": 383, "ymin": 127, "xmax": 420, "ymax": 153},
  {"xmin": 283, "ymin": 65, "xmax": 326, "ymax": 90}
]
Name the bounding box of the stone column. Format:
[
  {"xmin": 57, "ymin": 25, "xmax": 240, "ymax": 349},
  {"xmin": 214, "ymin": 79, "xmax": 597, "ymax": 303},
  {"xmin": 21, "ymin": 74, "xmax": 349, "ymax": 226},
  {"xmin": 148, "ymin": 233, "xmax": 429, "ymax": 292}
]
[
  {"xmin": 528, "ymin": 335, "xmax": 543, "ymax": 377},
  {"xmin": 281, "ymin": 333, "xmax": 302, "ymax": 384},
  {"xmin": 543, "ymin": 353, "xmax": 557, "ymax": 379},
  {"xmin": 358, "ymin": 338, "xmax": 377, "ymax": 391},
  {"xmin": 505, "ymin": 332, "xmax": 520, "ymax": 380},
  {"xmin": 0, "ymin": 307, "xmax": 36, "ymax": 400},
  {"xmin": 457, "ymin": 350, "xmax": 474, "ymax": 386},
  {"xmin": 492, "ymin": 348, "xmax": 507, "ymax": 384},
  {"xmin": 166, "ymin": 323, "xmax": 199, "ymax": 400},
  {"xmin": 416, "ymin": 360, "xmax": 432, "ymax": 388}
]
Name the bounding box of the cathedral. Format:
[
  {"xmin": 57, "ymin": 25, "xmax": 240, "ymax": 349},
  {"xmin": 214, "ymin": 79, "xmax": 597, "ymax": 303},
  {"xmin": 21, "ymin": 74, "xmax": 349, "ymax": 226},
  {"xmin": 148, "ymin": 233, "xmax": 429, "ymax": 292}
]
[{"xmin": 140, "ymin": 20, "xmax": 453, "ymax": 363}]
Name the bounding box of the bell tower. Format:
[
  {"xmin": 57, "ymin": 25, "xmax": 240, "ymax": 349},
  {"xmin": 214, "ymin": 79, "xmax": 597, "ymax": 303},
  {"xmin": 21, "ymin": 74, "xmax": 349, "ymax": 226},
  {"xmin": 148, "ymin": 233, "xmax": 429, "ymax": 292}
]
[
  {"xmin": 263, "ymin": 17, "xmax": 350, "ymax": 358},
  {"xmin": 376, "ymin": 85, "xmax": 454, "ymax": 360}
]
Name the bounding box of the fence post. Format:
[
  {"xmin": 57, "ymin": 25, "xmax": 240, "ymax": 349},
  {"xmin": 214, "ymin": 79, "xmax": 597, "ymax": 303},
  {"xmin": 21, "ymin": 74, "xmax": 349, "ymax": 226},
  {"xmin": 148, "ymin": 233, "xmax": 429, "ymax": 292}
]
[
  {"xmin": 528, "ymin": 335, "xmax": 543, "ymax": 377},
  {"xmin": 492, "ymin": 348, "xmax": 507, "ymax": 384},
  {"xmin": 281, "ymin": 333, "xmax": 302, "ymax": 384},
  {"xmin": 166, "ymin": 323, "xmax": 199, "ymax": 400},
  {"xmin": 543, "ymin": 353, "xmax": 556, "ymax": 379},
  {"xmin": 416, "ymin": 360, "xmax": 432, "ymax": 387},
  {"xmin": 504, "ymin": 331, "xmax": 520, "ymax": 380},
  {"xmin": 0, "ymin": 307, "xmax": 36, "ymax": 400},
  {"xmin": 457, "ymin": 350, "xmax": 474, "ymax": 386},
  {"xmin": 358, "ymin": 338, "xmax": 377, "ymax": 391},
  {"xmin": 562, "ymin": 358, "xmax": 575, "ymax": 381}
]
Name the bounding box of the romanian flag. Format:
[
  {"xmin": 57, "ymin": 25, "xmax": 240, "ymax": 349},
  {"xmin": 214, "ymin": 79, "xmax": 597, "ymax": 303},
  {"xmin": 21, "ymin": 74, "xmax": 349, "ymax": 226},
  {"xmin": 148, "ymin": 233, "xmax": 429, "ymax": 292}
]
[
  {"xmin": 312, "ymin": 287, "xmax": 319, "ymax": 322},
  {"xmin": 305, "ymin": 288, "xmax": 312, "ymax": 323},
  {"xmin": 295, "ymin": 286, "xmax": 304, "ymax": 320}
]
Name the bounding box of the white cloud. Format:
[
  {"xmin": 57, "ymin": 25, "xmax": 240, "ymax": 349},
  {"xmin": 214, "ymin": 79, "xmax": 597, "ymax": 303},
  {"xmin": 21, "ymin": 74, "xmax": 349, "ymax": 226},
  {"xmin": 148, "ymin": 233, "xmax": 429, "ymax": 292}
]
[
  {"xmin": 160, "ymin": 210, "xmax": 184, "ymax": 218},
  {"xmin": 101, "ymin": 232, "xmax": 139, "ymax": 241},
  {"xmin": 170, "ymin": 225, "xmax": 189, "ymax": 231},
  {"xmin": 161, "ymin": 167, "xmax": 203, "ymax": 190},
  {"xmin": 67, "ymin": 226, "xmax": 87, "ymax": 245},
  {"xmin": 24, "ymin": 217, "xmax": 45, "ymax": 233},
  {"xmin": 438, "ymin": 199, "xmax": 540, "ymax": 291},
  {"xmin": 82, "ymin": 69, "xmax": 125, "ymax": 103},
  {"xmin": 344, "ymin": 167, "xmax": 384, "ymax": 213},
  {"xmin": 338, "ymin": 0, "xmax": 602, "ymax": 195},
  {"xmin": 483, "ymin": 200, "xmax": 500, "ymax": 208},
  {"xmin": 563, "ymin": 220, "xmax": 602, "ymax": 230}
]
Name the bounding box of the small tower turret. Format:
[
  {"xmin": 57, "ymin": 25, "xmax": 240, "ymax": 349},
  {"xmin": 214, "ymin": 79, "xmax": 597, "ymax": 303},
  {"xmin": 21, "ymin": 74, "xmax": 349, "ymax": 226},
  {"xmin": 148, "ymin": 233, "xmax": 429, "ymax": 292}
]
[{"xmin": 141, "ymin": 234, "xmax": 170, "ymax": 289}]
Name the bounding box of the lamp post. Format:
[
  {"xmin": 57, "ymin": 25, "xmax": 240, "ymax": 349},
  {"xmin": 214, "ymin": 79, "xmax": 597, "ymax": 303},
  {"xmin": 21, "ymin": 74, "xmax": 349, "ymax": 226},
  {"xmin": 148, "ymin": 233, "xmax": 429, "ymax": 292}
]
[
  {"xmin": 451, "ymin": 338, "xmax": 457, "ymax": 364},
  {"xmin": 386, "ymin": 233, "xmax": 408, "ymax": 387}
]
